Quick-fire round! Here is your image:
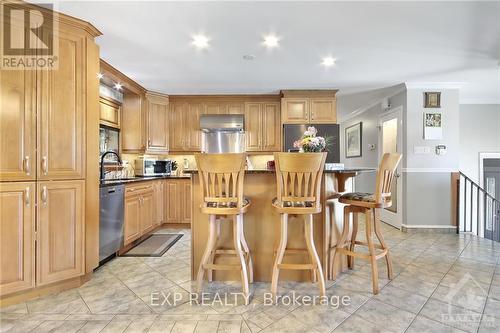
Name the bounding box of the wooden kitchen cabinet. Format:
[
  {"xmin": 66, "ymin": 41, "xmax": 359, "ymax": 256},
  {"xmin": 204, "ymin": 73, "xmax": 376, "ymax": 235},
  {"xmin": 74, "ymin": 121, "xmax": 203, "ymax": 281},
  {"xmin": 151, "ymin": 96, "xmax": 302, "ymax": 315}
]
[
  {"xmin": 281, "ymin": 98, "xmax": 309, "ymax": 124},
  {"xmin": 146, "ymin": 92, "xmax": 169, "ymax": 153},
  {"xmin": 0, "ymin": 70, "xmax": 36, "ymax": 182},
  {"xmin": 281, "ymin": 91, "xmax": 337, "ymax": 124},
  {"xmin": 165, "ymin": 178, "xmax": 191, "ymax": 225},
  {"xmin": 0, "ymin": 182, "xmax": 35, "ymax": 296},
  {"xmin": 244, "ymin": 102, "xmax": 281, "ymax": 151},
  {"xmin": 37, "ymin": 28, "xmax": 86, "ymax": 180},
  {"xmin": 99, "ymin": 96, "xmax": 121, "ymax": 128},
  {"xmin": 37, "ymin": 180, "xmax": 85, "ymax": 286},
  {"xmin": 124, "ymin": 192, "xmax": 141, "ymax": 245},
  {"xmin": 310, "ymin": 98, "xmax": 337, "ymax": 123},
  {"xmin": 169, "ymin": 102, "xmax": 205, "ymax": 151},
  {"xmin": 154, "ymin": 180, "xmax": 165, "ymax": 225},
  {"xmin": 123, "ymin": 183, "xmax": 155, "ymax": 246}
]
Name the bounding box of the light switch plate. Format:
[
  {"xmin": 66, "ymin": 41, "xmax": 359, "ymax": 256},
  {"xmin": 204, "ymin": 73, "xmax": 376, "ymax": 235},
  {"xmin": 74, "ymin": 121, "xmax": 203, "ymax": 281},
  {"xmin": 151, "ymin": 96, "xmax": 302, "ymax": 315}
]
[{"xmin": 414, "ymin": 146, "xmax": 431, "ymax": 154}]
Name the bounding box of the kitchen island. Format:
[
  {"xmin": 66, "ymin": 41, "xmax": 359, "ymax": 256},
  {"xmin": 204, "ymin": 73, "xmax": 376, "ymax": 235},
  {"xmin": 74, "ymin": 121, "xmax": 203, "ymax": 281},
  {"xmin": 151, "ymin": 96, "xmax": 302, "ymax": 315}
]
[{"xmin": 186, "ymin": 168, "xmax": 375, "ymax": 282}]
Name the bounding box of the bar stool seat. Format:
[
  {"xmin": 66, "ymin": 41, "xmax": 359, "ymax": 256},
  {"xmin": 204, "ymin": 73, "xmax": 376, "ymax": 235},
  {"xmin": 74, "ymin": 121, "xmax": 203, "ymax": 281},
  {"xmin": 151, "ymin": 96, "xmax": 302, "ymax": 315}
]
[
  {"xmin": 331, "ymin": 153, "xmax": 402, "ymax": 295},
  {"xmin": 202, "ymin": 198, "xmax": 251, "ymax": 214},
  {"xmin": 270, "ymin": 152, "xmax": 327, "ymax": 300},
  {"xmin": 271, "ymin": 198, "xmax": 321, "ymax": 214},
  {"xmin": 194, "ymin": 153, "xmax": 253, "ymax": 304}
]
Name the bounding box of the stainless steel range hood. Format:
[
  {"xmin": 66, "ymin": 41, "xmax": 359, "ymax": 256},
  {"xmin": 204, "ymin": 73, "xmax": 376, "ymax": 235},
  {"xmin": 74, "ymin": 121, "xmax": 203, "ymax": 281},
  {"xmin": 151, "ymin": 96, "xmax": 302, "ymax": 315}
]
[
  {"xmin": 200, "ymin": 114, "xmax": 244, "ymax": 132},
  {"xmin": 200, "ymin": 114, "xmax": 245, "ymax": 153}
]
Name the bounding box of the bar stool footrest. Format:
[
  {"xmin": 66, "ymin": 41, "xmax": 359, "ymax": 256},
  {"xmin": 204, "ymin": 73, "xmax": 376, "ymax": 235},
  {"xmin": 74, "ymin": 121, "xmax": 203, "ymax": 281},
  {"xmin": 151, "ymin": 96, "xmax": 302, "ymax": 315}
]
[
  {"xmin": 277, "ymin": 263, "xmax": 316, "ymax": 270},
  {"xmin": 203, "ymin": 264, "xmax": 241, "ymax": 270}
]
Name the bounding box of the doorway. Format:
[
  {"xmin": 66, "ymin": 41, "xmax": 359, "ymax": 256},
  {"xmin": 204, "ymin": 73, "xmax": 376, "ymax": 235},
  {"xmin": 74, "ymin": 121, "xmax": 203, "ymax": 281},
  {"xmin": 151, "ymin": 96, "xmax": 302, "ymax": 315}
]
[
  {"xmin": 483, "ymin": 158, "xmax": 500, "ymax": 242},
  {"xmin": 378, "ymin": 107, "xmax": 403, "ymax": 229}
]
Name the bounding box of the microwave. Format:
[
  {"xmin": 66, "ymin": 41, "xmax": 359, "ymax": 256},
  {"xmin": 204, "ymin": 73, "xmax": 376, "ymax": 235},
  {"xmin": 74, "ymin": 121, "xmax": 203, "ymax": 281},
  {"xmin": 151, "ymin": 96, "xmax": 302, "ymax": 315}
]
[{"xmin": 135, "ymin": 157, "xmax": 172, "ymax": 176}]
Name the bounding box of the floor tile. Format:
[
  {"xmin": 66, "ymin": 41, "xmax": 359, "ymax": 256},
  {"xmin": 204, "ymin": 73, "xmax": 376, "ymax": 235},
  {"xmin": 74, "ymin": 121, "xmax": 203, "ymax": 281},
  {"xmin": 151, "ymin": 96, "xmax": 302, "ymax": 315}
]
[
  {"xmin": 355, "ymin": 299, "xmax": 415, "ymax": 333},
  {"xmin": 406, "ymin": 315, "xmax": 466, "ymax": 333},
  {"xmin": 374, "ymin": 285, "xmax": 428, "ymax": 313},
  {"xmin": 332, "ymin": 314, "xmax": 392, "ymax": 333}
]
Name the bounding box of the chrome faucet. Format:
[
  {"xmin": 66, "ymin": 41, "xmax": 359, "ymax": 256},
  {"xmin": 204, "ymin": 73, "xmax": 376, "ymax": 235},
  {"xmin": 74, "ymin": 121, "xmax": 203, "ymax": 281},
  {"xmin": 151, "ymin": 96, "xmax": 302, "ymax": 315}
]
[{"xmin": 100, "ymin": 151, "xmax": 122, "ymax": 181}]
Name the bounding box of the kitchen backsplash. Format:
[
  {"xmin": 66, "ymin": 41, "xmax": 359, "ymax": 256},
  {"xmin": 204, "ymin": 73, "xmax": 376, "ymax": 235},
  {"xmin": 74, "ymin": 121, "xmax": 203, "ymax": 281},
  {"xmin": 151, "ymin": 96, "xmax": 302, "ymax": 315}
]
[{"xmin": 121, "ymin": 153, "xmax": 275, "ymax": 175}]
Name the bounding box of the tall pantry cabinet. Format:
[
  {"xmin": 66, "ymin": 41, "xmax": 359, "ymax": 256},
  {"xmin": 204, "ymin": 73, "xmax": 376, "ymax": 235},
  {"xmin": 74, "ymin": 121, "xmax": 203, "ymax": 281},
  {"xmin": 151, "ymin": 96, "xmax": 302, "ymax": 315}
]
[{"xmin": 0, "ymin": 2, "xmax": 101, "ymax": 299}]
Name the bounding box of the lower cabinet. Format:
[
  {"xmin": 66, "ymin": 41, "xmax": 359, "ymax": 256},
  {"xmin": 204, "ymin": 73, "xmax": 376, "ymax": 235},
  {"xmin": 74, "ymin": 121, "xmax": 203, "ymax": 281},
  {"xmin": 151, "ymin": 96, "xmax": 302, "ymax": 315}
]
[
  {"xmin": 166, "ymin": 178, "xmax": 191, "ymax": 225},
  {"xmin": 37, "ymin": 180, "xmax": 85, "ymax": 286},
  {"xmin": 123, "ymin": 183, "xmax": 155, "ymax": 246},
  {"xmin": 154, "ymin": 180, "xmax": 165, "ymax": 225},
  {"xmin": 0, "ymin": 182, "xmax": 35, "ymax": 296},
  {"xmin": 0, "ymin": 180, "xmax": 85, "ymax": 296}
]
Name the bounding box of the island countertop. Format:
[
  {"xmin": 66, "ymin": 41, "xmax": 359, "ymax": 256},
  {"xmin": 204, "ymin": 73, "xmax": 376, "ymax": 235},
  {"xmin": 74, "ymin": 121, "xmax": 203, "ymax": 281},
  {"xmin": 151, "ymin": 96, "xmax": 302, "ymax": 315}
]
[
  {"xmin": 190, "ymin": 167, "xmax": 373, "ymax": 282},
  {"xmin": 184, "ymin": 167, "xmax": 376, "ymax": 174}
]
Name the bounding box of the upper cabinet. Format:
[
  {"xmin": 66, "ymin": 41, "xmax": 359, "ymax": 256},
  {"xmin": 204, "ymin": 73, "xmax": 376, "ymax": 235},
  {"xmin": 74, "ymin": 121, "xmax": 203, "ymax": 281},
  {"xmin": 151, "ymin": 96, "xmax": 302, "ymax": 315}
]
[
  {"xmin": 281, "ymin": 90, "xmax": 337, "ymax": 124},
  {"xmin": 169, "ymin": 100, "xmax": 206, "ymax": 152},
  {"xmin": 145, "ymin": 92, "xmax": 169, "ymax": 153},
  {"xmin": 99, "ymin": 97, "xmax": 121, "ymax": 129},
  {"xmin": 0, "ymin": 70, "xmax": 36, "ymax": 181},
  {"xmin": 244, "ymin": 102, "xmax": 281, "ymax": 152},
  {"xmin": 38, "ymin": 28, "xmax": 86, "ymax": 180}
]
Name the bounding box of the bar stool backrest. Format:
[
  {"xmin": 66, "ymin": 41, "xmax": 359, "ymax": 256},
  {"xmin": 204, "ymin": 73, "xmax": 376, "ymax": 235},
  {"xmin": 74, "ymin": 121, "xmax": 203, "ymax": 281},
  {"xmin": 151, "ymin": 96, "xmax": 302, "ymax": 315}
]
[
  {"xmin": 374, "ymin": 153, "xmax": 402, "ymax": 204},
  {"xmin": 273, "ymin": 152, "xmax": 327, "ymax": 207},
  {"xmin": 194, "ymin": 153, "xmax": 246, "ymax": 208}
]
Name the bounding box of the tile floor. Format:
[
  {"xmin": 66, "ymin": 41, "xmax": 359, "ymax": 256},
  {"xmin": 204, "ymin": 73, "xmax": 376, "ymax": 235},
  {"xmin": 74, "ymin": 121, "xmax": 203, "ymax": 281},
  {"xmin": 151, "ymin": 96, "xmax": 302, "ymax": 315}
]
[{"xmin": 1, "ymin": 222, "xmax": 500, "ymax": 333}]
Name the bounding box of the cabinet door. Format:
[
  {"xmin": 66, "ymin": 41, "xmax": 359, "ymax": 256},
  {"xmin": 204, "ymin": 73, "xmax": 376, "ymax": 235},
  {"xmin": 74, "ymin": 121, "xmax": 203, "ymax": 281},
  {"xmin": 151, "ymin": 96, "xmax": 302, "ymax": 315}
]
[
  {"xmin": 187, "ymin": 103, "xmax": 205, "ymax": 151},
  {"xmin": 205, "ymin": 103, "xmax": 223, "ymax": 114},
  {"xmin": 37, "ymin": 180, "xmax": 84, "ymax": 286},
  {"xmin": 140, "ymin": 190, "xmax": 154, "ymax": 234},
  {"xmin": 122, "ymin": 92, "xmax": 145, "ymax": 152},
  {"xmin": 310, "ymin": 98, "xmax": 336, "ymax": 123},
  {"xmin": 181, "ymin": 181, "xmax": 192, "ymax": 224},
  {"xmin": 227, "ymin": 103, "xmax": 245, "ymax": 114},
  {"xmin": 99, "ymin": 97, "xmax": 121, "ymax": 129},
  {"xmin": 281, "ymin": 98, "xmax": 309, "ymax": 124},
  {"xmin": 124, "ymin": 192, "xmax": 141, "ymax": 245},
  {"xmin": 244, "ymin": 103, "xmax": 262, "ymax": 151},
  {"xmin": 0, "ymin": 182, "xmax": 35, "ymax": 296},
  {"xmin": 147, "ymin": 95, "xmax": 169, "ymax": 153},
  {"xmin": 38, "ymin": 29, "xmax": 85, "ymax": 180},
  {"xmin": 165, "ymin": 181, "xmax": 180, "ymax": 223},
  {"xmin": 154, "ymin": 181, "xmax": 165, "ymax": 225},
  {"xmin": 169, "ymin": 103, "xmax": 186, "ymax": 151},
  {"xmin": 0, "ymin": 70, "xmax": 36, "ymax": 181},
  {"xmin": 262, "ymin": 103, "xmax": 281, "ymax": 151}
]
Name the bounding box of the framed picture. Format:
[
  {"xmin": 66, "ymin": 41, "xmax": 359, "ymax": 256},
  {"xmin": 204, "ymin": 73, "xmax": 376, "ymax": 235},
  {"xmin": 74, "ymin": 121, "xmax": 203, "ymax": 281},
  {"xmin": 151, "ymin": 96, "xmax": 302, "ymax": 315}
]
[
  {"xmin": 424, "ymin": 92, "xmax": 441, "ymax": 108},
  {"xmin": 423, "ymin": 112, "xmax": 443, "ymax": 140},
  {"xmin": 345, "ymin": 122, "xmax": 362, "ymax": 158}
]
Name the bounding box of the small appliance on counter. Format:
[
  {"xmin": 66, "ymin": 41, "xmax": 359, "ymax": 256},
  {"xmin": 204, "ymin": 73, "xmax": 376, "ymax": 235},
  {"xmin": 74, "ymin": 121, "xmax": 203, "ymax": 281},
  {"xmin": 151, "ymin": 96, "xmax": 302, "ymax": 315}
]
[
  {"xmin": 135, "ymin": 157, "xmax": 172, "ymax": 176},
  {"xmin": 200, "ymin": 114, "xmax": 245, "ymax": 153}
]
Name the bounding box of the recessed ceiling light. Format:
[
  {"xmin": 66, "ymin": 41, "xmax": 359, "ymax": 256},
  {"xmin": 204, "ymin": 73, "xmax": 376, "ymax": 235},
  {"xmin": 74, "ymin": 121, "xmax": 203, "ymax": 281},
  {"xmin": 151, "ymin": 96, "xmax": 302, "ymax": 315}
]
[
  {"xmin": 243, "ymin": 54, "xmax": 256, "ymax": 60},
  {"xmin": 321, "ymin": 57, "xmax": 336, "ymax": 67},
  {"xmin": 97, "ymin": 73, "xmax": 104, "ymax": 79},
  {"xmin": 114, "ymin": 83, "xmax": 122, "ymax": 90},
  {"xmin": 192, "ymin": 34, "xmax": 210, "ymax": 49},
  {"xmin": 263, "ymin": 35, "xmax": 280, "ymax": 48}
]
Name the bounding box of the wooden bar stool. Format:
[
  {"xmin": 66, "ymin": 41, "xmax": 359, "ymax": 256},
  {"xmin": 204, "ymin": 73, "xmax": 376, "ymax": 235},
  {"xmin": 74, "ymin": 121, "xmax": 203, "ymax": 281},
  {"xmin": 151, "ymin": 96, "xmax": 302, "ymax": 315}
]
[
  {"xmin": 194, "ymin": 153, "xmax": 253, "ymax": 303},
  {"xmin": 271, "ymin": 152, "xmax": 327, "ymax": 300},
  {"xmin": 331, "ymin": 153, "xmax": 402, "ymax": 294}
]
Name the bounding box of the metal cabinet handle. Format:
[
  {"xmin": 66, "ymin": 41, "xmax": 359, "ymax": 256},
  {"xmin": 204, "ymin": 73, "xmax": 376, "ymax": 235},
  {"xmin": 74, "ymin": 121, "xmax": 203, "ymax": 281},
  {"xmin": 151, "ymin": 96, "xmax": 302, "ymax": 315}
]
[
  {"xmin": 25, "ymin": 187, "xmax": 30, "ymax": 206},
  {"xmin": 24, "ymin": 156, "xmax": 30, "ymax": 175},
  {"xmin": 41, "ymin": 186, "xmax": 47, "ymax": 206},
  {"xmin": 41, "ymin": 156, "xmax": 48, "ymax": 175}
]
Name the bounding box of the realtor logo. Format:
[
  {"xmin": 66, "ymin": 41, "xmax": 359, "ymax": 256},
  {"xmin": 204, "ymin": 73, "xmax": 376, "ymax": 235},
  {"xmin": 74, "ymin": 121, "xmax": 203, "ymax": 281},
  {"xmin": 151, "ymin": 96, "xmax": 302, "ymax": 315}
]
[{"xmin": 1, "ymin": 2, "xmax": 58, "ymax": 69}]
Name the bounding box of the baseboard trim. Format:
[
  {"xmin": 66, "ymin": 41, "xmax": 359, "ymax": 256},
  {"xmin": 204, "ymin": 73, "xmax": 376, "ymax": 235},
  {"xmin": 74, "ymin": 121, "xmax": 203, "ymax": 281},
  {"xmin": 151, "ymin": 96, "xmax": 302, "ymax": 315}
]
[
  {"xmin": 0, "ymin": 273, "xmax": 91, "ymax": 308},
  {"xmin": 401, "ymin": 224, "xmax": 457, "ymax": 233}
]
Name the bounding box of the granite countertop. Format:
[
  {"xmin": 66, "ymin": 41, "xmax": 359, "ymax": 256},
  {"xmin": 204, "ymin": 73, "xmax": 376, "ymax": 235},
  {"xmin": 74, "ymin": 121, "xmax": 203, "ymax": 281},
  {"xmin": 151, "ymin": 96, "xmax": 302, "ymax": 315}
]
[
  {"xmin": 184, "ymin": 168, "xmax": 376, "ymax": 174},
  {"xmin": 100, "ymin": 174, "xmax": 191, "ymax": 187}
]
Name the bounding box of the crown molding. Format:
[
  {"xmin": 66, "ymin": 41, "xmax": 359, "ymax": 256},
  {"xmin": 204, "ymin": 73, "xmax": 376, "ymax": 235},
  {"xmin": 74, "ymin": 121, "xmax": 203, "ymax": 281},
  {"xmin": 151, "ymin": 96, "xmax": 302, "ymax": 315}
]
[{"xmin": 405, "ymin": 82, "xmax": 465, "ymax": 90}]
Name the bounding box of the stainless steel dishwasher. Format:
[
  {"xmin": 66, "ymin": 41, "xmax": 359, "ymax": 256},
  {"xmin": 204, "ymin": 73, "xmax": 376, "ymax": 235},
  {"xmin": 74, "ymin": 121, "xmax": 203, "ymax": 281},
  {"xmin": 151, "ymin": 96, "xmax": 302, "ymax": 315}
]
[{"xmin": 99, "ymin": 184, "xmax": 125, "ymax": 263}]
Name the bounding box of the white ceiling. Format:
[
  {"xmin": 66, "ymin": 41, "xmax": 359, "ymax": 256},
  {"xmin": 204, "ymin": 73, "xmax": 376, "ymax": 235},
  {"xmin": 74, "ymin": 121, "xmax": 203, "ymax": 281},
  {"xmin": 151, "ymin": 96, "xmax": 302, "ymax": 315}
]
[{"xmin": 52, "ymin": 1, "xmax": 500, "ymax": 111}]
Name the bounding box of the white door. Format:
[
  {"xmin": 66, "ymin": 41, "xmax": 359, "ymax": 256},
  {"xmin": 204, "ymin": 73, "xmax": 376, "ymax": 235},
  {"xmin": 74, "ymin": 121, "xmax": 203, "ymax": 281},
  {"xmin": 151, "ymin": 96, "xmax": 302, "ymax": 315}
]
[{"xmin": 379, "ymin": 108, "xmax": 403, "ymax": 228}]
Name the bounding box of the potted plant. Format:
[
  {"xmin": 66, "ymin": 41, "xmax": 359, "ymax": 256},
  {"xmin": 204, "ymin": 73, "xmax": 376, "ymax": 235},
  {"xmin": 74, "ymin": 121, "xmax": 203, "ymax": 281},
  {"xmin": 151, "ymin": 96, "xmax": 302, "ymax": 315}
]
[{"xmin": 293, "ymin": 126, "xmax": 328, "ymax": 152}]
